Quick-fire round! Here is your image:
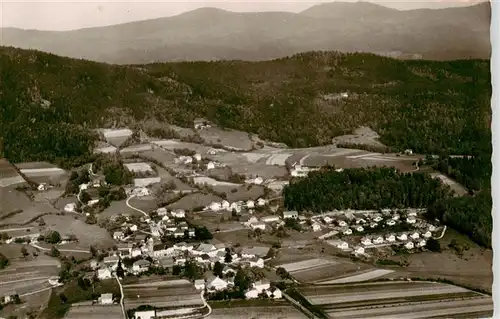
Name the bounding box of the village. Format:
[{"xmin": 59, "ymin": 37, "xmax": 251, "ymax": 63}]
[{"xmin": 0, "ymin": 119, "xmax": 489, "ymax": 319}]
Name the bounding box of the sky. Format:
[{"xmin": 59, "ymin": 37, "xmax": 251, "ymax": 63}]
[{"xmin": 1, "ymin": 0, "xmax": 486, "ymax": 31}]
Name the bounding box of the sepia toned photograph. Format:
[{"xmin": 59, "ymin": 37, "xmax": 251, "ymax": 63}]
[{"xmin": 0, "ymin": 0, "xmax": 494, "ymax": 318}]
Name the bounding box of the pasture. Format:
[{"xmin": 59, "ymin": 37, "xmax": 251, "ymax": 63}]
[
  {"xmin": 64, "ymin": 304, "xmax": 123, "ymax": 319},
  {"xmin": 207, "ymin": 300, "xmax": 308, "ymax": 319},
  {"xmin": 198, "ymin": 127, "xmax": 254, "ymax": 151},
  {"xmin": 40, "ymin": 214, "xmax": 115, "ymax": 249},
  {"xmin": 0, "ymin": 189, "xmax": 57, "ymax": 225},
  {"xmin": 298, "ymin": 281, "xmax": 493, "ymax": 319},
  {"xmin": 167, "ymin": 193, "xmax": 222, "ymax": 211},
  {"xmin": 100, "ymin": 128, "xmax": 133, "ymax": 147},
  {"xmin": 0, "ymin": 159, "xmax": 27, "ymax": 188},
  {"xmin": 122, "ymin": 278, "xmax": 203, "ymax": 310}
]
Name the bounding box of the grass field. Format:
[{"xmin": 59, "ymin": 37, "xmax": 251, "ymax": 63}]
[
  {"xmin": 64, "ymin": 304, "xmax": 123, "ymax": 319},
  {"xmin": 198, "ymin": 127, "xmax": 254, "ymax": 151},
  {"xmin": 123, "ymin": 278, "xmax": 203, "ymax": 310},
  {"xmin": 167, "ymin": 193, "xmax": 222, "ymax": 211},
  {"xmin": 40, "ymin": 214, "xmax": 115, "ymax": 249},
  {"xmin": 207, "ymin": 300, "xmax": 308, "ymax": 319},
  {"xmin": 0, "ymin": 159, "xmax": 27, "ymax": 188},
  {"xmin": 0, "ymin": 189, "xmax": 57, "ymax": 225},
  {"xmin": 298, "ymin": 281, "xmax": 493, "ymax": 319}
]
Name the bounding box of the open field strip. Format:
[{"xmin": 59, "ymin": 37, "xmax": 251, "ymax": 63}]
[
  {"xmin": 193, "ymin": 177, "xmax": 241, "ymax": 187},
  {"xmin": 0, "ymin": 176, "xmax": 27, "ymax": 187},
  {"xmin": 321, "ymin": 292, "xmax": 482, "ymax": 311},
  {"xmin": 327, "ymin": 297, "xmax": 493, "ymax": 319},
  {"xmin": 64, "ymin": 304, "xmax": 124, "ymax": 319},
  {"xmin": 241, "ymin": 153, "xmax": 269, "ymax": 163},
  {"xmin": 345, "ymin": 152, "xmax": 380, "ymax": 159},
  {"xmin": 305, "ymin": 285, "xmax": 469, "ymax": 305},
  {"xmin": 361, "ymin": 157, "xmax": 400, "ymax": 162},
  {"xmin": 317, "ymin": 269, "xmax": 395, "ymax": 284},
  {"xmin": 20, "ymin": 168, "xmax": 65, "ymax": 176},
  {"xmin": 279, "ymin": 258, "xmax": 337, "ymax": 273}
]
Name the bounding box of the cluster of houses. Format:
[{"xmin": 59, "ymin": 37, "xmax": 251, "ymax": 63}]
[
  {"xmin": 317, "ymin": 209, "xmax": 440, "ymax": 255},
  {"xmin": 204, "ymin": 198, "xmax": 268, "ymax": 213},
  {"xmin": 289, "ymin": 163, "xmax": 343, "ymax": 178},
  {"xmin": 243, "ymin": 211, "xmax": 300, "ymax": 231},
  {"xmin": 112, "ymin": 208, "xmax": 193, "ymax": 242}
]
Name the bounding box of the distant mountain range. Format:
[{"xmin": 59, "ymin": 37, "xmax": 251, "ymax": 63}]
[{"xmin": 0, "ymin": 1, "xmax": 491, "ymax": 63}]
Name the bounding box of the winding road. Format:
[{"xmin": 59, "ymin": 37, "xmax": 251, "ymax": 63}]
[
  {"xmin": 200, "ymin": 289, "xmax": 212, "ymax": 318},
  {"xmin": 125, "ymin": 195, "xmax": 149, "ymax": 218},
  {"xmin": 30, "ymin": 243, "xmax": 90, "ymax": 254}
]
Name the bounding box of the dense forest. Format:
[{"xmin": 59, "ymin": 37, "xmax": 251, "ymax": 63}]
[
  {"xmin": 283, "ymin": 167, "xmax": 452, "ymax": 212},
  {"xmin": 432, "ymin": 155, "xmax": 491, "ymax": 193},
  {"xmin": 0, "ymin": 47, "xmax": 491, "ymax": 165}
]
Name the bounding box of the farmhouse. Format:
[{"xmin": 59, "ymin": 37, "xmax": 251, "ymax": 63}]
[
  {"xmin": 132, "ymin": 259, "xmax": 151, "ymax": 273},
  {"xmin": 253, "ymin": 279, "xmax": 271, "ymax": 292},
  {"xmin": 241, "ymin": 246, "xmax": 270, "ymax": 259},
  {"xmin": 113, "ymin": 231, "xmax": 124, "ymax": 240},
  {"xmin": 208, "ymin": 202, "xmax": 222, "ymax": 212},
  {"xmin": 99, "ymin": 293, "xmax": 113, "ymax": 305},
  {"xmin": 256, "ymin": 198, "xmax": 266, "ymax": 206},
  {"xmin": 133, "ymin": 310, "xmax": 156, "ymax": 319},
  {"xmin": 250, "ymin": 222, "xmax": 266, "ymax": 231},
  {"xmin": 337, "ymin": 241, "xmax": 349, "ymax": 250},
  {"xmin": 206, "ymin": 161, "xmax": 216, "ymax": 170},
  {"xmin": 97, "ymin": 268, "xmax": 112, "ymax": 280},
  {"xmin": 221, "ymin": 200, "xmax": 230, "ymax": 210},
  {"xmin": 266, "ymin": 287, "xmax": 283, "ymax": 299},
  {"xmin": 283, "ymin": 211, "xmax": 299, "ymax": 219},
  {"xmin": 206, "ymin": 276, "xmax": 229, "ymax": 291},
  {"xmin": 249, "ymin": 257, "xmax": 265, "ymax": 268},
  {"xmin": 171, "ymin": 209, "xmax": 186, "ymax": 218},
  {"xmin": 261, "ymin": 215, "xmax": 280, "ymax": 223},
  {"xmin": 64, "ymin": 203, "xmax": 76, "ymax": 213}
]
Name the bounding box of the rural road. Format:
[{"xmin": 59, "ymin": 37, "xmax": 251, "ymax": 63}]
[
  {"xmin": 126, "ymin": 195, "xmax": 149, "ymax": 218},
  {"xmin": 88, "ymin": 163, "xmax": 98, "ymax": 177},
  {"xmin": 30, "ymin": 243, "xmax": 90, "ymax": 254},
  {"xmin": 0, "ymin": 227, "xmax": 33, "ymax": 232},
  {"xmin": 114, "ymin": 274, "xmax": 127, "ymax": 319},
  {"xmin": 433, "ymin": 225, "xmax": 447, "ymax": 240},
  {"xmin": 200, "ymin": 290, "xmax": 212, "ymax": 318}
]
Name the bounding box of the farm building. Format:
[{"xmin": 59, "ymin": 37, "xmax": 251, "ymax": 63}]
[
  {"xmin": 133, "ymin": 310, "xmax": 156, "ymax": 319},
  {"xmin": 97, "ymin": 268, "xmax": 112, "ymax": 280},
  {"xmin": 206, "ymin": 276, "xmax": 228, "ymax": 291},
  {"xmin": 99, "ymin": 293, "xmax": 113, "ymax": 305},
  {"xmin": 283, "ymin": 211, "xmax": 299, "ymax": 219},
  {"xmin": 250, "ymin": 222, "xmax": 266, "ymax": 231},
  {"xmin": 194, "ymin": 279, "xmax": 205, "ymax": 290},
  {"xmin": 124, "ymin": 162, "xmax": 154, "ymax": 174}
]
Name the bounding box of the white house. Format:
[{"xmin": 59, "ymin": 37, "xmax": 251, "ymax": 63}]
[
  {"xmin": 194, "ymin": 154, "xmax": 202, "ymax": 161},
  {"xmin": 64, "ymin": 203, "xmax": 76, "ymax": 213},
  {"xmin": 373, "ymin": 216, "xmax": 383, "ymax": 223},
  {"xmin": 195, "ymin": 243, "xmax": 217, "ymax": 256},
  {"xmin": 373, "ymin": 236, "xmax": 384, "ymax": 244},
  {"xmin": 386, "ymin": 220, "xmax": 396, "ymax": 226},
  {"xmin": 370, "ymin": 222, "xmax": 378, "ymax": 228},
  {"xmin": 407, "ymin": 216, "xmax": 417, "ymax": 224},
  {"xmin": 361, "ymin": 238, "xmax": 372, "ymax": 246},
  {"xmin": 97, "ymin": 268, "xmax": 112, "ymax": 280},
  {"xmin": 353, "ymin": 246, "xmax": 365, "ymax": 255},
  {"xmin": 283, "ymin": 211, "xmax": 299, "ymax": 219},
  {"xmin": 79, "ymin": 183, "xmax": 88, "ymax": 191},
  {"xmin": 250, "ymin": 222, "xmax": 266, "ymax": 231},
  {"xmin": 337, "ymin": 241, "xmax": 349, "ymax": 250},
  {"xmin": 206, "ymin": 277, "xmax": 228, "ymax": 291},
  {"xmin": 397, "ymin": 233, "xmax": 408, "ymax": 241},
  {"xmin": 266, "ymin": 287, "xmax": 283, "ymax": 299},
  {"xmin": 245, "ymin": 288, "xmax": 260, "ymax": 299},
  {"xmin": 132, "ymin": 260, "xmax": 151, "ymax": 273},
  {"xmin": 312, "ymin": 223, "xmax": 322, "ymax": 232},
  {"xmin": 133, "ymin": 310, "xmax": 156, "ymax": 319},
  {"xmin": 261, "ymin": 215, "xmax": 280, "ymax": 223},
  {"xmin": 423, "ymin": 231, "xmax": 432, "ymax": 238},
  {"xmin": 99, "ymin": 293, "xmax": 113, "ymax": 305},
  {"xmin": 417, "ymin": 239, "xmax": 427, "ymax": 247},
  {"xmin": 323, "ymin": 216, "xmax": 333, "ymax": 224},
  {"xmin": 407, "ymin": 211, "xmax": 418, "ymax": 217},
  {"xmin": 194, "ymin": 279, "xmax": 205, "ymax": 290},
  {"xmin": 249, "ymin": 257, "xmax": 265, "ymax": 268},
  {"xmin": 355, "ymin": 225, "xmax": 364, "ymax": 232},
  {"xmin": 410, "ymin": 232, "xmax": 420, "ymax": 240},
  {"xmin": 221, "ymin": 200, "xmax": 230, "ymax": 210},
  {"xmin": 253, "ymin": 177, "xmax": 264, "ymax": 185},
  {"xmin": 428, "ymin": 225, "xmax": 437, "ymax": 232},
  {"xmin": 385, "ymin": 234, "xmax": 396, "ymax": 242},
  {"xmin": 342, "ymin": 228, "xmax": 352, "ymax": 235},
  {"xmin": 246, "ymin": 200, "xmax": 255, "ymax": 208},
  {"xmin": 90, "ymin": 260, "xmax": 99, "ymax": 270},
  {"xmin": 171, "ymin": 209, "xmax": 186, "ymax": 218},
  {"xmin": 209, "ymin": 202, "xmax": 222, "ymax": 212},
  {"xmin": 392, "ymin": 214, "xmax": 400, "ymax": 221},
  {"xmin": 338, "ymin": 220, "xmax": 348, "ymax": 227},
  {"xmin": 405, "ymin": 242, "xmax": 415, "ymax": 249},
  {"xmin": 129, "ymin": 224, "xmax": 138, "ymax": 232},
  {"xmin": 230, "ymin": 202, "xmax": 242, "ymax": 213},
  {"xmin": 206, "ymin": 161, "xmax": 216, "ymax": 170},
  {"xmin": 256, "ymin": 198, "xmax": 266, "ymax": 206},
  {"xmin": 131, "ymin": 248, "xmax": 142, "ymax": 258}
]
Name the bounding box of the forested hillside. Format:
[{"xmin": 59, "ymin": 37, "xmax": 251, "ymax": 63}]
[{"xmin": 0, "ymin": 47, "xmax": 491, "ymax": 165}]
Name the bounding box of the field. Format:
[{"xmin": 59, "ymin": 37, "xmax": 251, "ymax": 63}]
[
  {"xmin": 430, "ymin": 173, "xmax": 468, "ymax": 196},
  {"xmin": 0, "ymin": 189, "xmax": 57, "ymax": 225},
  {"xmin": 208, "ymin": 300, "xmax": 308, "ymax": 319},
  {"xmin": 120, "ymin": 144, "xmax": 153, "ymax": 154},
  {"xmin": 64, "ymin": 304, "xmax": 123, "ymax": 319},
  {"xmin": 98, "ymin": 200, "xmax": 145, "ymax": 220},
  {"xmin": 273, "ymin": 248, "xmax": 371, "ymax": 284},
  {"xmin": 151, "ymin": 139, "xmax": 213, "ymax": 154},
  {"xmin": 318, "ymin": 269, "xmax": 396, "ymax": 284},
  {"xmin": 167, "ymin": 193, "xmax": 222, "ymax": 211},
  {"xmin": 40, "ymin": 214, "xmax": 115, "ymax": 249},
  {"xmin": 122, "ymin": 278, "xmax": 203, "ymax": 309},
  {"xmin": 298, "ymin": 281, "xmax": 493, "ymax": 319},
  {"xmin": 198, "ymin": 127, "xmax": 254, "ymax": 151},
  {"xmin": 210, "ymin": 184, "xmax": 265, "ymax": 203},
  {"xmin": 0, "ymin": 159, "xmax": 27, "ymax": 188},
  {"xmin": 193, "ymin": 176, "xmax": 241, "ymax": 187},
  {"xmin": 100, "ymin": 128, "xmax": 133, "ymax": 147}
]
